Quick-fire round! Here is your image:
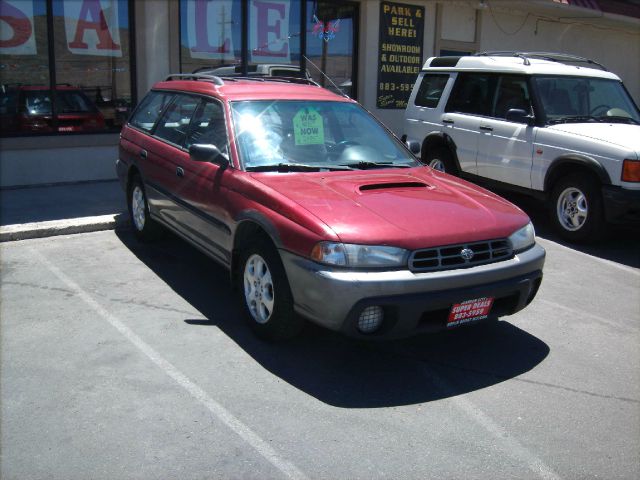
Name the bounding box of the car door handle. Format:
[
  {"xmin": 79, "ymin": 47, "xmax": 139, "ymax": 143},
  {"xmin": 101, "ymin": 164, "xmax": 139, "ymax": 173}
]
[
  {"xmin": 442, "ymin": 119, "xmax": 454, "ymax": 125},
  {"xmin": 139, "ymin": 149, "xmax": 147, "ymax": 159},
  {"xmin": 479, "ymin": 125, "xmax": 493, "ymax": 131},
  {"xmin": 176, "ymin": 167, "xmax": 185, "ymax": 178}
]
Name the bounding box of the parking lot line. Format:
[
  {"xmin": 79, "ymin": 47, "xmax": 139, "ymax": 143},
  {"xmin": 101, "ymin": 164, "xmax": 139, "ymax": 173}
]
[
  {"xmin": 420, "ymin": 366, "xmax": 563, "ymax": 480},
  {"xmin": 31, "ymin": 248, "xmax": 309, "ymax": 480},
  {"xmin": 537, "ymin": 238, "xmax": 639, "ymax": 275}
]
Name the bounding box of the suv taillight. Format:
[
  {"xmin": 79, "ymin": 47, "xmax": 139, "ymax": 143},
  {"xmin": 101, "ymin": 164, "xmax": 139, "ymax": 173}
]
[{"xmin": 621, "ymin": 159, "xmax": 640, "ymax": 182}]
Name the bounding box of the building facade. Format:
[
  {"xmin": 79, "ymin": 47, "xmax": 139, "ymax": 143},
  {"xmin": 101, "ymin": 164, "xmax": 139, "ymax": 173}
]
[{"xmin": 1, "ymin": 0, "xmax": 639, "ymax": 187}]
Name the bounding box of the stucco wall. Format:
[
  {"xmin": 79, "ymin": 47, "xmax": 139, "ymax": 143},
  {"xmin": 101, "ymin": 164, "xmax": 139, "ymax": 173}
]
[{"xmin": 479, "ymin": 4, "xmax": 640, "ymax": 103}]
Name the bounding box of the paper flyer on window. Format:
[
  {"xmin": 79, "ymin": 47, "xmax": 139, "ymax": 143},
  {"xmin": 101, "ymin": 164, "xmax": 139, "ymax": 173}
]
[
  {"xmin": 0, "ymin": 0, "xmax": 37, "ymax": 55},
  {"xmin": 186, "ymin": 0, "xmax": 236, "ymax": 60},
  {"xmin": 64, "ymin": 0, "xmax": 122, "ymax": 57}
]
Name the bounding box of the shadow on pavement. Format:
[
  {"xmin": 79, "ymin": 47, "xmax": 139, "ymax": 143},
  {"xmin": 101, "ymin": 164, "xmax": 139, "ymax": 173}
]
[
  {"xmin": 494, "ymin": 189, "xmax": 640, "ymax": 269},
  {"xmin": 116, "ymin": 228, "xmax": 550, "ymax": 408}
]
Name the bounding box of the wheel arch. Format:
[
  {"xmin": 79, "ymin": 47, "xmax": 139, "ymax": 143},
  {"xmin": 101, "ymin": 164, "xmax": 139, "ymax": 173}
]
[
  {"xmin": 421, "ymin": 132, "xmax": 460, "ymax": 169},
  {"xmin": 544, "ymin": 155, "xmax": 611, "ymax": 192},
  {"xmin": 231, "ymin": 213, "xmax": 283, "ymax": 287}
]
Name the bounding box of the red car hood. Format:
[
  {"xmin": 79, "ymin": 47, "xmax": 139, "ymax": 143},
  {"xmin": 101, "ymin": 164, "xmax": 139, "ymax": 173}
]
[{"xmin": 251, "ymin": 167, "xmax": 529, "ymax": 249}]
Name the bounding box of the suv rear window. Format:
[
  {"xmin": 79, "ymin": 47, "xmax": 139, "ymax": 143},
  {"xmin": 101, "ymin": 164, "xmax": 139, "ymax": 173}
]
[
  {"xmin": 445, "ymin": 73, "xmax": 497, "ymax": 116},
  {"xmin": 414, "ymin": 74, "xmax": 449, "ymax": 108}
]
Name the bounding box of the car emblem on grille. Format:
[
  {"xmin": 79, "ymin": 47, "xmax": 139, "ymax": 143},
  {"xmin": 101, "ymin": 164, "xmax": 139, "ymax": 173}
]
[{"xmin": 460, "ymin": 248, "xmax": 475, "ymax": 260}]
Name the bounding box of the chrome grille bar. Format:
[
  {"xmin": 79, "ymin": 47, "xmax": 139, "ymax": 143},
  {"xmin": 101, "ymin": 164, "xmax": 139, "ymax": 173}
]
[{"xmin": 409, "ymin": 239, "xmax": 513, "ymax": 272}]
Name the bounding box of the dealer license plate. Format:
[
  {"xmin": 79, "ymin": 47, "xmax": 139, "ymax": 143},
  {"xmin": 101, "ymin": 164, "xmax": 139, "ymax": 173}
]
[{"xmin": 447, "ymin": 297, "xmax": 494, "ymax": 328}]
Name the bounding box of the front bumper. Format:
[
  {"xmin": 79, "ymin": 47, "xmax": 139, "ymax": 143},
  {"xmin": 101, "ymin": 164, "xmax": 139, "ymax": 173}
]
[
  {"xmin": 602, "ymin": 185, "xmax": 640, "ymax": 225},
  {"xmin": 115, "ymin": 158, "xmax": 128, "ymax": 192},
  {"xmin": 281, "ymin": 244, "xmax": 545, "ymax": 339}
]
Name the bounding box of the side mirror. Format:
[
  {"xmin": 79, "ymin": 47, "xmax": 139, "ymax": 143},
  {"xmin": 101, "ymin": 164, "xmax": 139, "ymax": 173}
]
[
  {"xmin": 189, "ymin": 143, "xmax": 229, "ymax": 168},
  {"xmin": 404, "ymin": 138, "xmax": 421, "ymax": 155},
  {"xmin": 506, "ymin": 108, "xmax": 535, "ymax": 126}
]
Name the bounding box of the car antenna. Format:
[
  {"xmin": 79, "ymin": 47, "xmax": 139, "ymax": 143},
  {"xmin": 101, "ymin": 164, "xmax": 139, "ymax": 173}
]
[{"xmin": 302, "ymin": 55, "xmax": 349, "ymax": 98}]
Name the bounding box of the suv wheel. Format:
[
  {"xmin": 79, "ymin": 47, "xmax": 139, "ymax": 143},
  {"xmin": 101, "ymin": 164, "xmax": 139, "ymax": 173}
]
[
  {"xmin": 128, "ymin": 175, "xmax": 161, "ymax": 241},
  {"xmin": 238, "ymin": 239, "xmax": 303, "ymax": 341},
  {"xmin": 550, "ymin": 174, "xmax": 604, "ymax": 242},
  {"xmin": 424, "ymin": 146, "xmax": 456, "ymax": 174}
]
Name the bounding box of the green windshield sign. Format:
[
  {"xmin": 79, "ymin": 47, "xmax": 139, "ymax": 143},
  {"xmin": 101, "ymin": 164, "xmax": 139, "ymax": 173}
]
[{"xmin": 293, "ymin": 108, "xmax": 324, "ymax": 145}]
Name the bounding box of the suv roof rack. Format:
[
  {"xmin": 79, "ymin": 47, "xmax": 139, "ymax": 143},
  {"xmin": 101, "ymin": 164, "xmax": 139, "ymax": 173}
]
[
  {"xmin": 474, "ymin": 51, "xmax": 608, "ymax": 71},
  {"xmin": 164, "ymin": 73, "xmax": 224, "ymax": 86}
]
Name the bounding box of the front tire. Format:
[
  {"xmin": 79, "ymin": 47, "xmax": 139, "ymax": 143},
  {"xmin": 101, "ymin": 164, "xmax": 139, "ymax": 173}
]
[
  {"xmin": 238, "ymin": 239, "xmax": 303, "ymax": 341},
  {"xmin": 550, "ymin": 174, "xmax": 604, "ymax": 242},
  {"xmin": 424, "ymin": 146, "xmax": 456, "ymax": 174}
]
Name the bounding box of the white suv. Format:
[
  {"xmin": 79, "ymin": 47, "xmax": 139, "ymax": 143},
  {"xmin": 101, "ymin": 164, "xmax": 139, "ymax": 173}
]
[{"xmin": 403, "ymin": 52, "xmax": 640, "ymax": 242}]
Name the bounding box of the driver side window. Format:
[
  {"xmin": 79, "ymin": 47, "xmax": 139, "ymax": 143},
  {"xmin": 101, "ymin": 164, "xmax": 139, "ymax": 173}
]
[{"xmin": 185, "ymin": 99, "xmax": 228, "ymax": 157}]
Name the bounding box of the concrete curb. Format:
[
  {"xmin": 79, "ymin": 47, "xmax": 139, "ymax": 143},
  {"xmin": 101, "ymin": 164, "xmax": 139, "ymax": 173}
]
[{"xmin": 0, "ymin": 213, "xmax": 129, "ymax": 242}]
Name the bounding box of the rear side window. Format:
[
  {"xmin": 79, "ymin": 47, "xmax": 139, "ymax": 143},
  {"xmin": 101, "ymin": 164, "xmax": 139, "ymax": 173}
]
[
  {"xmin": 414, "ymin": 74, "xmax": 449, "ymax": 108},
  {"xmin": 129, "ymin": 91, "xmax": 173, "ymax": 132},
  {"xmin": 445, "ymin": 73, "xmax": 497, "ymax": 116},
  {"xmin": 154, "ymin": 94, "xmax": 200, "ymax": 146}
]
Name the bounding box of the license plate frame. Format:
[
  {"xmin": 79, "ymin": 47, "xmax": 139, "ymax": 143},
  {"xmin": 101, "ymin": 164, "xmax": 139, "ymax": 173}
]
[{"xmin": 447, "ymin": 297, "xmax": 494, "ymax": 328}]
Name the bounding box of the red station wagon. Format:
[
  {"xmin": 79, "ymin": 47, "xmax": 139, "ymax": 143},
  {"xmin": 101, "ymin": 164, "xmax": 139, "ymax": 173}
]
[{"xmin": 117, "ymin": 74, "xmax": 545, "ymax": 340}]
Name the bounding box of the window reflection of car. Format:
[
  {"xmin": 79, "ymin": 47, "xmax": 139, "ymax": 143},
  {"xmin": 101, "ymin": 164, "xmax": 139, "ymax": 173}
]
[{"xmin": 0, "ymin": 86, "xmax": 105, "ymax": 134}]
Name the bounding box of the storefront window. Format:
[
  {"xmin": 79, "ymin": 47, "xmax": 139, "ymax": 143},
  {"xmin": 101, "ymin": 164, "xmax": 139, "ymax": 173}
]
[
  {"xmin": 0, "ymin": 0, "xmax": 134, "ymax": 136},
  {"xmin": 248, "ymin": 0, "xmax": 301, "ymax": 75},
  {"xmin": 179, "ymin": 0, "xmax": 242, "ymax": 74},
  {"xmin": 306, "ymin": 1, "xmax": 358, "ymax": 98}
]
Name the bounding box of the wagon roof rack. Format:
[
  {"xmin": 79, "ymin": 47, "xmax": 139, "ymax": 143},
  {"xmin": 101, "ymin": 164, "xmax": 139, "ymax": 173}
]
[
  {"xmin": 164, "ymin": 73, "xmax": 225, "ymax": 86},
  {"xmin": 164, "ymin": 73, "xmax": 320, "ymax": 87},
  {"xmin": 474, "ymin": 51, "xmax": 608, "ymax": 71},
  {"xmin": 197, "ymin": 73, "xmax": 320, "ymax": 87}
]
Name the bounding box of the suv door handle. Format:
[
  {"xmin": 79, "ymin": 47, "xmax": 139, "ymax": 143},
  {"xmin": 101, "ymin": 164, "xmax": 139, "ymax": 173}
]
[
  {"xmin": 139, "ymin": 149, "xmax": 147, "ymax": 159},
  {"xmin": 176, "ymin": 167, "xmax": 185, "ymax": 178},
  {"xmin": 442, "ymin": 119, "xmax": 454, "ymax": 125},
  {"xmin": 479, "ymin": 125, "xmax": 493, "ymax": 131}
]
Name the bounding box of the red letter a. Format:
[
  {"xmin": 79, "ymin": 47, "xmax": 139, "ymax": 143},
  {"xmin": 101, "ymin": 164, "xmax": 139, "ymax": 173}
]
[{"xmin": 68, "ymin": 0, "xmax": 120, "ymax": 50}]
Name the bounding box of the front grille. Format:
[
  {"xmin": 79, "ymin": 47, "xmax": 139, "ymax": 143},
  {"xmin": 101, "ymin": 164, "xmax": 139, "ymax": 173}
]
[{"xmin": 409, "ymin": 239, "xmax": 513, "ymax": 272}]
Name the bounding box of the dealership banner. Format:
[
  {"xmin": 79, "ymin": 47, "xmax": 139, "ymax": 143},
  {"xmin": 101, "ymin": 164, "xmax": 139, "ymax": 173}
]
[
  {"xmin": 376, "ymin": 1, "xmax": 424, "ymax": 109},
  {"xmin": 187, "ymin": 0, "xmax": 236, "ymax": 60},
  {"xmin": 0, "ymin": 0, "xmax": 37, "ymax": 55},
  {"xmin": 250, "ymin": 0, "xmax": 290, "ymax": 63},
  {"xmin": 64, "ymin": 0, "xmax": 122, "ymax": 57}
]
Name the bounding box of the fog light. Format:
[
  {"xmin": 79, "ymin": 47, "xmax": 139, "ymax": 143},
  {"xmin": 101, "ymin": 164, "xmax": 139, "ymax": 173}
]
[{"xmin": 358, "ymin": 306, "xmax": 384, "ymax": 333}]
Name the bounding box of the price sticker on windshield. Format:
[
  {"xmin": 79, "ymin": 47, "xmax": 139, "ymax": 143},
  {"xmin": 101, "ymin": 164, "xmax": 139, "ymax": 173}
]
[{"xmin": 293, "ymin": 108, "xmax": 324, "ymax": 145}]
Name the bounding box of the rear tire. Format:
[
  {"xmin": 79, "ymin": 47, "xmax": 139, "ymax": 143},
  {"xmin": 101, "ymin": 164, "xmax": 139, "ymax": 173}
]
[
  {"xmin": 237, "ymin": 238, "xmax": 304, "ymax": 341},
  {"xmin": 128, "ymin": 175, "xmax": 162, "ymax": 242},
  {"xmin": 424, "ymin": 146, "xmax": 456, "ymax": 174},
  {"xmin": 549, "ymin": 174, "xmax": 604, "ymax": 242}
]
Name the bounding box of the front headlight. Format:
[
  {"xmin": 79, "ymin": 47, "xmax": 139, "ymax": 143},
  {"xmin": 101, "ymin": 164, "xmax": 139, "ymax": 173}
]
[
  {"xmin": 508, "ymin": 222, "xmax": 536, "ymax": 253},
  {"xmin": 310, "ymin": 242, "xmax": 409, "ymax": 268}
]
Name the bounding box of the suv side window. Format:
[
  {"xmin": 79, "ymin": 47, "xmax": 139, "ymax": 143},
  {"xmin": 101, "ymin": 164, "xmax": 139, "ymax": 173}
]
[
  {"xmin": 445, "ymin": 73, "xmax": 496, "ymax": 116},
  {"xmin": 493, "ymin": 75, "xmax": 532, "ymax": 119},
  {"xmin": 130, "ymin": 91, "xmax": 173, "ymax": 132},
  {"xmin": 154, "ymin": 94, "xmax": 199, "ymax": 146},
  {"xmin": 415, "ymin": 74, "xmax": 449, "ymax": 108},
  {"xmin": 185, "ymin": 99, "xmax": 228, "ymax": 156}
]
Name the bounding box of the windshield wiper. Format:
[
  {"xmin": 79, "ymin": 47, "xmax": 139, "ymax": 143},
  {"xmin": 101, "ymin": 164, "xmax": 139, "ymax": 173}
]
[
  {"xmin": 339, "ymin": 161, "xmax": 410, "ymax": 170},
  {"xmin": 599, "ymin": 115, "xmax": 640, "ymax": 125},
  {"xmin": 246, "ymin": 163, "xmax": 350, "ymax": 172}
]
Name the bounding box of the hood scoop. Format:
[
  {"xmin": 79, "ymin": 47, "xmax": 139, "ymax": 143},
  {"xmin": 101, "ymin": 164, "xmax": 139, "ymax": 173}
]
[{"xmin": 359, "ymin": 181, "xmax": 428, "ymax": 192}]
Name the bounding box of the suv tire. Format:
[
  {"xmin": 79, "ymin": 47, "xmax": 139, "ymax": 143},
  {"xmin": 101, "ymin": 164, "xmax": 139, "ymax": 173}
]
[
  {"xmin": 550, "ymin": 174, "xmax": 604, "ymax": 242},
  {"xmin": 128, "ymin": 175, "xmax": 162, "ymax": 242},
  {"xmin": 424, "ymin": 146, "xmax": 456, "ymax": 174},
  {"xmin": 238, "ymin": 239, "xmax": 303, "ymax": 341}
]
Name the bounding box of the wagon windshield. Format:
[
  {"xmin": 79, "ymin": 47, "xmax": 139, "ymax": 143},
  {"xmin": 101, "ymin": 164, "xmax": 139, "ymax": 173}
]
[{"xmin": 230, "ymin": 100, "xmax": 418, "ymax": 171}]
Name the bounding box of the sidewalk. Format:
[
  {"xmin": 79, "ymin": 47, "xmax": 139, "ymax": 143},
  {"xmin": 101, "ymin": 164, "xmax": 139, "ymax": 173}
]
[{"xmin": 0, "ymin": 180, "xmax": 129, "ymax": 242}]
